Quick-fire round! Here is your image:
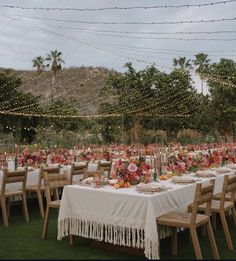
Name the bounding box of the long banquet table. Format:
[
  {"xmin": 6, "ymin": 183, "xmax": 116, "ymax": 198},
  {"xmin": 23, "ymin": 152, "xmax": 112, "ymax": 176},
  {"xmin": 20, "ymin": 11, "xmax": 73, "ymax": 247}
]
[
  {"xmin": 0, "ymin": 160, "xmax": 112, "ymax": 191},
  {"xmin": 57, "ymin": 167, "xmax": 235, "ymax": 259}
]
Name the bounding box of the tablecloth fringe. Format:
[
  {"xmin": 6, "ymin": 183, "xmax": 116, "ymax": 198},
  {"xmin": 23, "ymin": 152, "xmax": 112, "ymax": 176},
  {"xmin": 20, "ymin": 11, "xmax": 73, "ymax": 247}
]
[{"xmin": 58, "ymin": 217, "xmax": 159, "ymax": 259}]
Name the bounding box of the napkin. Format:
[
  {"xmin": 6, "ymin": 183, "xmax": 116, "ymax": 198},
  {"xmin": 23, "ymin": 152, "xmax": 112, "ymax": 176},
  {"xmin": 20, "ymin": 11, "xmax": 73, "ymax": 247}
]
[
  {"xmin": 136, "ymin": 182, "xmax": 166, "ymax": 192},
  {"xmin": 195, "ymin": 170, "xmax": 216, "ymax": 178},
  {"xmin": 225, "ymin": 164, "xmax": 236, "ymax": 170},
  {"xmin": 210, "ymin": 168, "xmax": 231, "ymax": 174},
  {"xmin": 172, "ymin": 175, "xmax": 196, "ymax": 184}
]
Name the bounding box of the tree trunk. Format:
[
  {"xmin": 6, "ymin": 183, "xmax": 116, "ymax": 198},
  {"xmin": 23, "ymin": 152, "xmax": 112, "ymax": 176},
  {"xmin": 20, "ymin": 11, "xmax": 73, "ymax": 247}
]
[
  {"xmin": 51, "ymin": 74, "xmax": 56, "ymax": 103},
  {"xmin": 201, "ymin": 80, "xmax": 204, "ymax": 94}
]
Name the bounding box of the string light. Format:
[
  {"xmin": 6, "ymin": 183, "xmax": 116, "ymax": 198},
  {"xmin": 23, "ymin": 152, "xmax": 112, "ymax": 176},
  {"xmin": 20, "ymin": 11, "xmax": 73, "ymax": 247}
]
[
  {"xmin": 0, "ymin": 13, "xmax": 234, "ymax": 118},
  {"xmin": 0, "ymin": 1, "xmax": 235, "ymax": 11},
  {"xmin": 199, "ymin": 73, "xmax": 236, "ymax": 88},
  {"xmin": 51, "ymin": 27, "xmax": 236, "ymax": 41},
  {"xmin": 4, "ymin": 12, "xmax": 236, "ymax": 25},
  {"xmin": 46, "ymin": 25, "xmax": 236, "ymax": 36}
]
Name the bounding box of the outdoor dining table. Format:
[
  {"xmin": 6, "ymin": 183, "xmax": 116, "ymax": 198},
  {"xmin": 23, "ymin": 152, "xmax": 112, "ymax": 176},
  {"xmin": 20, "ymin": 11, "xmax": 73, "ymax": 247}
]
[{"xmin": 57, "ymin": 168, "xmax": 235, "ymax": 259}]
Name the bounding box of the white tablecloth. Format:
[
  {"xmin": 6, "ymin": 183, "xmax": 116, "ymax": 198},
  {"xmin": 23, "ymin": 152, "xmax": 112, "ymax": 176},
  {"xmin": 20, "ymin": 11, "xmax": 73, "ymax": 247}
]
[
  {"xmin": 57, "ymin": 169, "xmax": 234, "ymax": 259},
  {"xmin": 0, "ymin": 161, "xmax": 113, "ymax": 191}
]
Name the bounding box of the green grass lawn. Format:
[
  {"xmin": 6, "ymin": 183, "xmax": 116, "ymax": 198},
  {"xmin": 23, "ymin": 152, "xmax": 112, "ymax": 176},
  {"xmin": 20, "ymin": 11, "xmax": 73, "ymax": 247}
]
[{"xmin": 0, "ymin": 200, "xmax": 236, "ymax": 259}]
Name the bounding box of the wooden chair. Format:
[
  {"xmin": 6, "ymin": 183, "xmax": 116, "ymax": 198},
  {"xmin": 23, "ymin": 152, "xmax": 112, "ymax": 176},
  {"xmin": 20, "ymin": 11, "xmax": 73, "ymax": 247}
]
[
  {"xmin": 26, "ymin": 165, "xmax": 60, "ymax": 218},
  {"xmin": 41, "ymin": 171, "xmax": 69, "ymax": 239},
  {"xmin": 188, "ymin": 174, "xmax": 236, "ymax": 250},
  {"xmin": 97, "ymin": 161, "xmax": 112, "ymax": 178},
  {"xmin": 1, "ymin": 168, "xmax": 29, "ymax": 227},
  {"xmin": 213, "ymin": 172, "xmax": 236, "ymax": 203},
  {"xmin": 69, "ymin": 162, "xmax": 88, "ymax": 185},
  {"xmin": 157, "ymin": 180, "xmax": 219, "ymax": 260},
  {"xmin": 84, "ymin": 170, "xmax": 103, "ymax": 179}
]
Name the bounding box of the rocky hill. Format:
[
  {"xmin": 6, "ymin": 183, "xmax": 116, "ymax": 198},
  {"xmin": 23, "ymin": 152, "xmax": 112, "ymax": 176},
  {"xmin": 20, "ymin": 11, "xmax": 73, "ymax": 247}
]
[{"xmin": 1, "ymin": 66, "xmax": 116, "ymax": 114}]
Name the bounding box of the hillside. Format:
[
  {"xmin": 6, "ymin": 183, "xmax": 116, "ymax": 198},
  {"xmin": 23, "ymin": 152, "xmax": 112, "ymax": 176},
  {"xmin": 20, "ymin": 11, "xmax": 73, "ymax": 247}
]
[{"xmin": 1, "ymin": 66, "xmax": 116, "ymax": 115}]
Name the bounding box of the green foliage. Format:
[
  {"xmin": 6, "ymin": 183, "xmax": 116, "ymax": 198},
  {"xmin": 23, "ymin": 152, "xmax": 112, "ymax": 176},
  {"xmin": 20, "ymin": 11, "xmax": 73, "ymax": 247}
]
[
  {"xmin": 1, "ymin": 54, "xmax": 236, "ymax": 146},
  {"xmin": 0, "ymin": 70, "xmax": 40, "ymax": 144},
  {"xmin": 100, "ymin": 63, "xmax": 199, "ymax": 142},
  {"xmin": 46, "ymin": 50, "xmax": 65, "ymax": 75},
  {"xmin": 173, "ymin": 56, "xmax": 193, "ymax": 71},
  {"xmin": 207, "ymin": 59, "xmax": 236, "ymax": 137},
  {"xmin": 32, "ymin": 56, "xmax": 46, "ymax": 75}
]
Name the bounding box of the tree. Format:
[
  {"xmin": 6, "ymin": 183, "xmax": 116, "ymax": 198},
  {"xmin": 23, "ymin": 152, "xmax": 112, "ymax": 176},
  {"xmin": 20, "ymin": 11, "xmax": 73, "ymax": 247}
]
[
  {"xmin": 44, "ymin": 99, "xmax": 83, "ymax": 133},
  {"xmin": 100, "ymin": 63, "xmax": 198, "ymax": 143},
  {"xmin": 32, "ymin": 56, "xmax": 46, "ymax": 75},
  {"xmin": 173, "ymin": 56, "xmax": 192, "ymax": 71},
  {"xmin": 46, "ymin": 50, "xmax": 65, "ymax": 102},
  {"xmin": 0, "ymin": 71, "xmax": 40, "ymax": 143},
  {"xmin": 100, "ymin": 63, "xmax": 161, "ymax": 143},
  {"xmin": 193, "ymin": 53, "xmax": 210, "ymax": 94},
  {"xmin": 207, "ymin": 59, "xmax": 236, "ymax": 140}
]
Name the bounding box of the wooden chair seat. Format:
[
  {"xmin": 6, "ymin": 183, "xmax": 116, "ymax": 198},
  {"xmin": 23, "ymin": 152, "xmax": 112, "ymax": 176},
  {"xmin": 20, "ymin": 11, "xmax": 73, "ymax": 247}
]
[
  {"xmin": 1, "ymin": 189, "xmax": 24, "ymax": 197},
  {"xmin": 49, "ymin": 200, "xmax": 61, "ymax": 209},
  {"xmin": 71, "ymin": 180, "xmax": 80, "ymax": 185},
  {"xmin": 213, "ymin": 192, "xmax": 236, "ymax": 202},
  {"xmin": 157, "ymin": 212, "xmax": 209, "ymax": 228},
  {"xmin": 188, "ymin": 200, "xmax": 234, "ymax": 213},
  {"xmin": 26, "ymin": 185, "xmax": 45, "ymax": 191}
]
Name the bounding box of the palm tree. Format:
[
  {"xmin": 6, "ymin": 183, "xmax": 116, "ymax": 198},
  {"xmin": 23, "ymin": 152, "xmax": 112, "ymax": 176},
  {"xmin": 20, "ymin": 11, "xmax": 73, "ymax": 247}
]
[
  {"xmin": 32, "ymin": 56, "xmax": 45, "ymax": 75},
  {"xmin": 193, "ymin": 53, "xmax": 210, "ymax": 94},
  {"xmin": 173, "ymin": 56, "xmax": 192, "ymax": 71},
  {"xmin": 46, "ymin": 50, "xmax": 65, "ymax": 102}
]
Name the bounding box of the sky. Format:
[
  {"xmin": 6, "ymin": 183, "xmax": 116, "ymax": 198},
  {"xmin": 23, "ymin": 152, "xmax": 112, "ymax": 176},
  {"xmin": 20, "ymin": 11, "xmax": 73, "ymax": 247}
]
[{"xmin": 0, "ymin": 0, "xmax": 236, "ymax": 94}]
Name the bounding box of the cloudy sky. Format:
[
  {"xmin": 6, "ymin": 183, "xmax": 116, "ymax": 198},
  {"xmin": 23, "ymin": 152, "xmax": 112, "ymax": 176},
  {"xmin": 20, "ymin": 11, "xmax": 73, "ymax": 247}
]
[{"xmin": 0, "ymin": 0, "xmax": 236, "ymax": 92}]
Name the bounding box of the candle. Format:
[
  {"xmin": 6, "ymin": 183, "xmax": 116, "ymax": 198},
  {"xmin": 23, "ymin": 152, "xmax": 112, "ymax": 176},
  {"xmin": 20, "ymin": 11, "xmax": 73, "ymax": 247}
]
[{"xmin": 14, "ymin": 144, "xmax": 19, "ymax": 156}]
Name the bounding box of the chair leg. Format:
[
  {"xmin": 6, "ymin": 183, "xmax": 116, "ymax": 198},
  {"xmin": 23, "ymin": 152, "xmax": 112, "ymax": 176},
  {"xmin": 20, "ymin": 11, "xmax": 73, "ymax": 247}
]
[
  {"xmin": 6, "ymin": 198, "xmax": 10, "ymax": 219},
  {"xmin": 69, "ymin": 235, "xmax": 74, "ymax": 245},
  {"xmin": 211, "ymin": 213, "xmax": 217, "ymax": 231},
  {"xmin": 206, "ymin": 221, "xmax": 220, "ymax": 260},
  {"xmin": 201, "ymin": 224, "xmax": 206, "ymax": 236},
  {"xmin": 171, "ymin": 227, "xmax": 177, "ymax": 255},
  {"xmin": 53, "ymin": 189, "xmax": 59, "ymax": 201},
  {"xmin": 22, "ymin": 193, "xmax": 29, "ymax": 222},
  {"xmin": 36, "ymin": 190, "xmax": 44, "ymax": 218},
  {"xmin": 220, "ymin": 211, "xmax": 233, "ymax": 250},
  {"xmin": 42, "ymin": 206, "xmax": 50, "ymax": 239},
  {"xmin": 189, "ymin": 230, "xmax": 192, "ymax": 244},
  {"xmin": 1, "ymin": 197, "xmax": 9, "ymax": 227},
  {"xmin": 157, "ymin": 225, "xmax": 161, "ymax": 257},
  {"xmin": 190, "ymin": 227, "xmax": 203, "ymax": 259},
  {"xmin": 231, "ymin": 207, "xmax": 236, "ymax": 227}
]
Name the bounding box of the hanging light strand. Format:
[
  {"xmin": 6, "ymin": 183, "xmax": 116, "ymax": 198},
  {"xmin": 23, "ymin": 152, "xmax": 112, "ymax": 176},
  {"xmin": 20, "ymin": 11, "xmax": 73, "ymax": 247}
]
[{"xmin": 0, "ymin": 1, "xmax": 235, "ymax": 12}]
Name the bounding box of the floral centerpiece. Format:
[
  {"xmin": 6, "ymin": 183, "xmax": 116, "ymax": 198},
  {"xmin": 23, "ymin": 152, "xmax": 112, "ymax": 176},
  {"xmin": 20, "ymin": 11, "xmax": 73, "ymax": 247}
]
[
  {"xmin": 19, "ymin": 148, "xmax": 46, "ymax": 167},
  {"xmin": 112, "ymin": 159, "xmax": 151, "ymax": 188}
]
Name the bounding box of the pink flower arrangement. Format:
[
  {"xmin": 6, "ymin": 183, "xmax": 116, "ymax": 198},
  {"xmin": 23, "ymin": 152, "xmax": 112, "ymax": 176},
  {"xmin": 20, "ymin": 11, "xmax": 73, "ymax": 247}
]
[
  {"xmin": 19, "ymin": 148, "xmax": 46, "ymax": 166},
  {"xmin": 112, "ymin": 159, "xmax": 151, "ymax": 185}
]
